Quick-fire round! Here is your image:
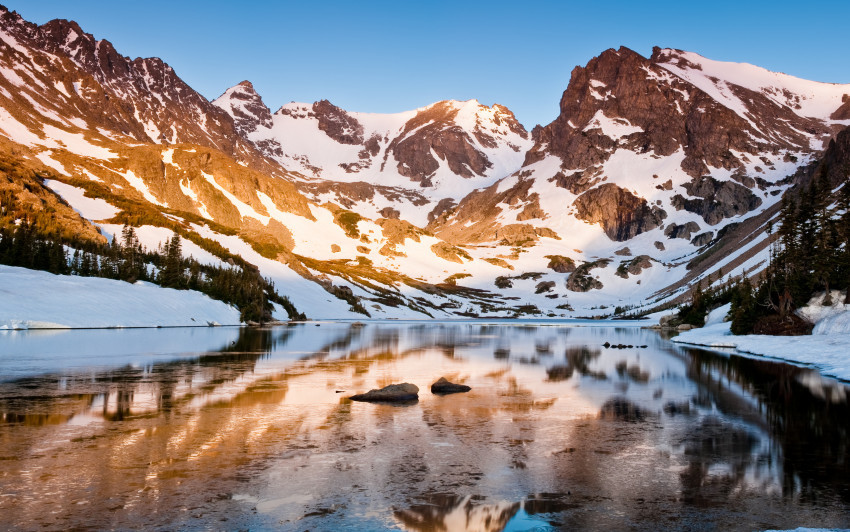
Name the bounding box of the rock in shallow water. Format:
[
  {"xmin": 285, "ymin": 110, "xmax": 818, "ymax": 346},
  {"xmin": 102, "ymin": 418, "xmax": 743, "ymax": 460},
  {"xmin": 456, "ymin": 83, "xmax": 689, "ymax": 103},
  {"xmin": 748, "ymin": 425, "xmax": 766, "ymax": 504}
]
[
  {"xmin": 349, "ymin": 383, "xmax": 419, "ymax": 402},
  {"xmin": 430, "ymin": 377, "xmax": 471, "ymax": 395}
]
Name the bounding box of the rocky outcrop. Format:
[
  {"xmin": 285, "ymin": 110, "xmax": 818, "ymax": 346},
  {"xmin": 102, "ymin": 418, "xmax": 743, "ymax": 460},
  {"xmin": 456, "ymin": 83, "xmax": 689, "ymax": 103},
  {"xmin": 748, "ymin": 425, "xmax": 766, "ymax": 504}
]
[
  {"xmin": 615, "ymin": 255, "xmax": 652, "ymax": 279},
  {"xmin": 380, "ymin": 206, "xmax": 401, "ymax": 219},
  {"xmin": 671, "ymin": 176, "xmax": 762, "ymax": 225},
  {"xmin": 430, "ymin": 242, "xmax": 471, "ymax": 263},
  {"xmin": 550, "ymin": 169, "xmax": 602, "ymax": 195},
  {"xmin": 535, "ymin": 281, "xmax": 556, "ymax": 293},
  {"xmin": 665, "ymin": 221, "xmax": 700, "ymax": 240},
  {"xmin": 313, "ymin": 100, "xmax": 364, "ymax": 145},
  {"xmin": 350, "ymin": 383, "xmax": 419, "ymax": 402},
  {"xmin": 566, "ymin": 260, "xmax": 608, "ymax": 292},
  {"xmin": 427, "ymin": 178, "xmax": 554, "ymax": 244},
  {"xmin": 809, "ymin": 124, "xmax": 850, "ymax": 190},
  {"xmin": 545, "ymin": 255, "xmax": 576, "ymax": 273},
  {"xmin": 376, "ymin": 218, "xmax": 423, "ymax": 256},
  {"xmin": 384, "ymin": 101, "xmax": 492, "ymax": 184},
  {"xmin": 573, "ymin": 184, "xmax": 666, "ymax": 241},
  {"xmin": 690, "ymin": 231, "xmax": 714, "ymax": 247},
  {"xmin": 832, "ymin": 95, "xmax": 850, "ymax": 121}
]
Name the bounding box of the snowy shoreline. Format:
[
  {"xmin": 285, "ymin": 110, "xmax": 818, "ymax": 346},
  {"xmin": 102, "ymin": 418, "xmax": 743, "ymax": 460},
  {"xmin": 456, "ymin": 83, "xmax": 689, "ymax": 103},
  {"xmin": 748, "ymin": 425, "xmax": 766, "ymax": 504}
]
[
  {"xmin": 673, "ymin": 303, "xmax": 850, "ymax": 383},
  {"xmin": 3, "ymin": 264, "xmax": 848, "ymax": 385},
  {"xmin": 0, "ymin": 265, "xmax": 243, "ymax": 330}
]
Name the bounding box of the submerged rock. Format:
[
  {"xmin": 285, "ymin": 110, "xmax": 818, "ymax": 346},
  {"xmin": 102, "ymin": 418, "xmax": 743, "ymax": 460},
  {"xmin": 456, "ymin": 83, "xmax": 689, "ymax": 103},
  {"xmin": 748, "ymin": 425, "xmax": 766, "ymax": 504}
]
[
  {"xmin": 430, "ymin": 377, "xmax": 471, "ymax": 395},
  {"xmin": 349, "ymin": 383, "xmax": 419, "ymax": 402}
]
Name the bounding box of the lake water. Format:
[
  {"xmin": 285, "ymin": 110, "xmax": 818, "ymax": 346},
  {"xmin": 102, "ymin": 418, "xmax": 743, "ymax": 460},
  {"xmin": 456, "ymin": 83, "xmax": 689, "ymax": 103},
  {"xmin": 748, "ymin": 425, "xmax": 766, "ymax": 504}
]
[{"xmin": 1, "ymin": 321, "xmax": 848, "ymax": 531}]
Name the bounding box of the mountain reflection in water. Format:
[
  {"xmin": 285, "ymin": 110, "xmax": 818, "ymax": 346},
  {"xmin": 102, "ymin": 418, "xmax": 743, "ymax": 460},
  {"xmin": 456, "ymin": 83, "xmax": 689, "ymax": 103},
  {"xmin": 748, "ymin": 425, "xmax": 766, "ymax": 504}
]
[{"xmin": 0, "ymin": 321, "xmax": 848, "ymax": 531}]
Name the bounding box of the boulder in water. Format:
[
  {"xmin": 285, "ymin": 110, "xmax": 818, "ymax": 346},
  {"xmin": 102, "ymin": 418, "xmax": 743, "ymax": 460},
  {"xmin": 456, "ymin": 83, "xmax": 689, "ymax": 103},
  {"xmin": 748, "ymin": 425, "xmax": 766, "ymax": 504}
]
[
  {"xmin": 431, "ymin": 377, "xmax": 471, "ymax": 395},
  {"xmin": 349, "ymin": 383, "xmax": 419, "ymax": 402}
]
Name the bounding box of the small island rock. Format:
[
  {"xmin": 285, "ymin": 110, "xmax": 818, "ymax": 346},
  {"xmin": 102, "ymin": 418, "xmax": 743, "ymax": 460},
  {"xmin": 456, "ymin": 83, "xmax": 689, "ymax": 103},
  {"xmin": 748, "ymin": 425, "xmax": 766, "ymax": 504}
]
[
  {"xmin": 431, "ymin": 377, "xmax": 471, "ymax": 395},
  {"xmin": 349, "ymin": 383, "xmax": 419, "ymax": 402}
]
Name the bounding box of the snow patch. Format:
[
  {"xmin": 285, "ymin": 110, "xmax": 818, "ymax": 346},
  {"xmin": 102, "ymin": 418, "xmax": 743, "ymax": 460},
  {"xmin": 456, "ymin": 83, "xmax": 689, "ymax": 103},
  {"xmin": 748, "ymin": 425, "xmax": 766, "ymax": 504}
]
[
  {"xmin": 121, "ymin": 169, "xmax": 166, "ymax": 207},
  {"xmin": 43, "ymin": 179, "xmax": 119, "ymax": 220},
  {"xmin": 583, "ymin": 110, "xmax": 644, "ymax": 140}
]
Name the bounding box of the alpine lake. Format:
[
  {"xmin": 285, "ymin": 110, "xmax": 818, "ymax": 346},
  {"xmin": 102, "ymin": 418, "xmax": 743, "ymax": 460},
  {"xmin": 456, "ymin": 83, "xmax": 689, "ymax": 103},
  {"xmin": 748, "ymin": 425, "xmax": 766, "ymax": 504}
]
[{"xmin": 1, "ymin": 320, "xmax": 848, "ymax": 531}]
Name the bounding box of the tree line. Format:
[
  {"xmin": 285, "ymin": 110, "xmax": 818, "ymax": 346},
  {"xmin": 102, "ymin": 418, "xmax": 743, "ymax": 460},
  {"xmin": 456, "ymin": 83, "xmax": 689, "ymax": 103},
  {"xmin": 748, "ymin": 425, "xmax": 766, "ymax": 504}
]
[
  {"xmin": 678, "ymin": 171, "xmax": 850, "ymax": 335},
  {"xmin": 0, "ymin": 220, "xmax": 305, "ymax": 322},
  {"xmin": 729, "ymin": 171, "xmax": 850, "ymax": 334}
]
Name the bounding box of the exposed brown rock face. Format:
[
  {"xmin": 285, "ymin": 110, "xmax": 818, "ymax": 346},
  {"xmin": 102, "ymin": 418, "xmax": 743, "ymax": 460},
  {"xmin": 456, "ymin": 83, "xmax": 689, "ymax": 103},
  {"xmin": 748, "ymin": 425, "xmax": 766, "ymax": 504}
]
[
  {"xmin": 379, "ymin": 207, "xmax": 400, "ymax": 219},
  {"xmin": 573, "ymin": 184, "xmax": 666, "ymax": 241},
  {"xmin": 665, "ymin": 221, "xmax": 701, "ymax": 240},
  {"xmin": 690, "ymin": 231, "xmax": 714, "ymax": 247},
  {"xmin": 312, "ymin": 100, "xmax": 364, "ymax": 145},
  {"xmin": 671, "ymin": 176, "xmax": 762, "ymax": 225},
  {"xmin": 810, "ymin": 125, "xmax": 850, "ymax": 189},
  {"xmin": 383, "ymin": 101, "xmax": 498, "ymax": 185},
  {"xmin": 545, "ymin": 255, "xmax": 576, "ymax": 273},
  {"xmin": 0, "ymin": 143, "xmax": 105, "ymax": 244},
  {"xmin": 220, "ymin": 81, "xmax": 274, "ymax": 134},
  {"xmin": 615, "ymin": 255, "xmax": 652, "ymax": 279},
  {"xmin": 535, "ymin": 280, "xmax": 556, "ymax": 293},
  {"xmin": 832, "ymin": 95, "xmax": 850, "ymax": 121},
  {"xmin": 424, "ymin": 173, "xmax": 558, "ymax": 247},
  {"xmin": 376, "ymin": 218, "xmax": 423, "ymax": 256},
  {"xmin": 550, "ymin": 170, "xmax": 601, "ymax": 195},
  {"xmin": 526, "ymin": 46, "xmax": 830, "ymax": 178},
  {"xmin": 566, "ymin": 260, "xmax": 608, "ymax": 292},
  {"xmin": 427, "ymin": 198, "xmax": 457, "ymax": 224},
  {"xmin": 430, "ymin": 242, "xmax": 471, "ymax": 264}
]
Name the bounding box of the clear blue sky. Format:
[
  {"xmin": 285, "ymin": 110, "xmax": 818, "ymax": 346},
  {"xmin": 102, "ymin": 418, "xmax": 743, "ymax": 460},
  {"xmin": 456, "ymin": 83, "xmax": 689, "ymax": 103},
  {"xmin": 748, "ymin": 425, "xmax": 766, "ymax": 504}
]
[{"xmin": 11, "ymin": 1, "xmax": 850, "ymax": 128}]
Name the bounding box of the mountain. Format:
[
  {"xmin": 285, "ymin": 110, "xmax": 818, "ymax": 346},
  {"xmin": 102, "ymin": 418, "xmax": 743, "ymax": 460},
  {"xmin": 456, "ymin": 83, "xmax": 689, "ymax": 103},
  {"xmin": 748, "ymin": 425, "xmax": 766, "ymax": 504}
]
[
  {"xmin": 212, "ymin": 87, "xmax": 532, "ymax": 226},
  {"xmin": 425, "ymin": 46, "xmax": 849, "ymax": 309},
  {"xmin": 1, "ymin": 5, "xmax": 849, "ymax": 320}
]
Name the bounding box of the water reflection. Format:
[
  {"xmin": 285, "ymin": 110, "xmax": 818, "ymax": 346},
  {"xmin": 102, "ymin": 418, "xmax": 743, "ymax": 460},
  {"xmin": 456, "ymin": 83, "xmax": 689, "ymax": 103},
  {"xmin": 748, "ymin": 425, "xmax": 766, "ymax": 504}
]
[{"xmin": 0, "ymin": 322, "xmax": 848, "ymax": 530}]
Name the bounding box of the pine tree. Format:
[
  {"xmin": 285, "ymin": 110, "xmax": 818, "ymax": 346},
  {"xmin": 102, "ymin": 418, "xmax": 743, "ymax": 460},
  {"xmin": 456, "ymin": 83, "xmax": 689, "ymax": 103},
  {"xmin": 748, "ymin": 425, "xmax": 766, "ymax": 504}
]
[{"xmin": 159, "ymin": 231, "xmax": 186, "ymax": 289}]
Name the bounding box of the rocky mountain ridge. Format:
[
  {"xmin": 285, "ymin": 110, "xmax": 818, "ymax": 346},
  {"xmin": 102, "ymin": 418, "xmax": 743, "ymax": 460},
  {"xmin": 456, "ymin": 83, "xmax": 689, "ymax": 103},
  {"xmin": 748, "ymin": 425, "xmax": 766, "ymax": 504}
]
[
  {"xmin": 212, "ymin": 86, "xmax": 534, "ymax": 226},
  {"xmin": 2, "ymin": 4, "xmax": 849, "ymax": 319}
]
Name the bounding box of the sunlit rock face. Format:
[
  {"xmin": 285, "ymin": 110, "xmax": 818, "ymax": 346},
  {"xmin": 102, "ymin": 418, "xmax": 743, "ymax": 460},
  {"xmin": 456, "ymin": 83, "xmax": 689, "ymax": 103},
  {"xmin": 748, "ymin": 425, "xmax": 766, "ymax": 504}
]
[{"xmin": 2, "ymin": 2, "xmax": 850, "ymax": 319}]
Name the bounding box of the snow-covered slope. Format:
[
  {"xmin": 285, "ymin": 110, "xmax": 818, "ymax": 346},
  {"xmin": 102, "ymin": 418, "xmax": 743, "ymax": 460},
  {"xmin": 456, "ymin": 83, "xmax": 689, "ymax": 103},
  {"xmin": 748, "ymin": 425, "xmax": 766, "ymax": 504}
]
[
  {"xmin": 0, "ymin": 265, "xmax": 241, "ymax": 329},
  {"xmin": 654, "ymin": 49, "xmax": 850, "ymax": 123},
  {"xmin": 213, "ymin": 89, "xmax": 533, "ymax": 226},
  {"xmin": 2, "ymin": 4, "xmax": 850, "ymax": 320},
  {"xmin": 422, "ymin": 47, "xmax": 850, "ymax": 313}
]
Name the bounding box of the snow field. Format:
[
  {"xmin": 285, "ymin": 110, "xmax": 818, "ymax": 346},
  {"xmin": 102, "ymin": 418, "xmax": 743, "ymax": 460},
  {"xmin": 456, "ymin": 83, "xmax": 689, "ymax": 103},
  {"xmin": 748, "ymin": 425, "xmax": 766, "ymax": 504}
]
[{"xmin": 0, "ymin": 265, "xmax": 241, "ymax": 329}]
